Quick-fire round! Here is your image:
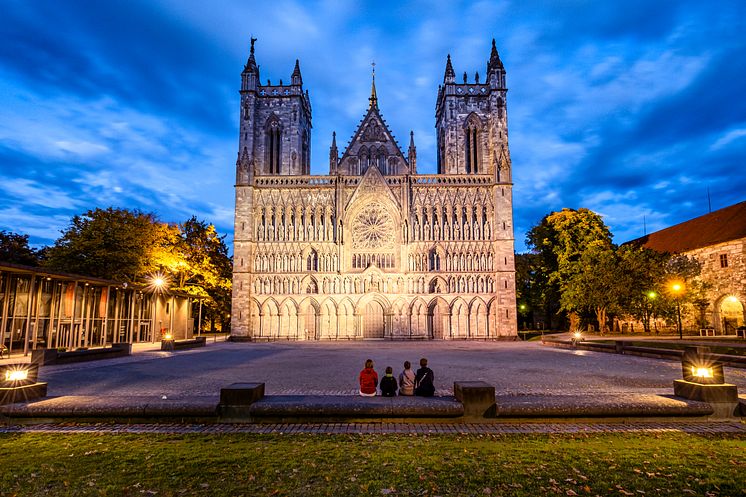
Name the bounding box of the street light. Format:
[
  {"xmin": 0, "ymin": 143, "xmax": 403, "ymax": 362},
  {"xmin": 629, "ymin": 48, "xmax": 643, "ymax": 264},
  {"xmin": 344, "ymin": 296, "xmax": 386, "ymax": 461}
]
[{"xmin": 670, "ymin": 282, "xmax": 685, "ymax": 339}]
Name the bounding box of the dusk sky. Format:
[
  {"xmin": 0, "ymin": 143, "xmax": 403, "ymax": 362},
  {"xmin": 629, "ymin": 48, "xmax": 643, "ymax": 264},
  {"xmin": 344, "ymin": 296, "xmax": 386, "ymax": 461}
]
[{"xmin": 1, "ymin": 0, "xmax": 745, "ymax": 253}]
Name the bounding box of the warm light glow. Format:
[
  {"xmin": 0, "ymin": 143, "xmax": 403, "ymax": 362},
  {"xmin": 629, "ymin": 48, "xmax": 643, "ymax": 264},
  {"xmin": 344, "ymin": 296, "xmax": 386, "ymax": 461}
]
[
  {"xmin": 146, "ymin": 272, "xmax": 171, "ymax": 293},
  {"xmin": 727, "ymin": 295, "xmax": 739, "ymax": 303},
  {"xmin": 647, "ymin": 291, "xmax": 657, "ymax": 299},
  {"xmin": 573, "ymin": 331, "xmax": 582, "ymax": 340},
  {"xmin": 4, "ymin": 370, "xmax": 29, "ymax": 382},
  {"xmin": 691, "ymin": 366, "xmax": 713, "ymax": 378},
  {"xmin": 163, "ymin": 333, "xmax": 173, "ymax": 340},
  {"xmin": 519, "ymin": 304, "xmax": 526, "ymax": 310},
  {"xmin": 672, "ymin": 283, "xmax": 682, "ymax": 292}
]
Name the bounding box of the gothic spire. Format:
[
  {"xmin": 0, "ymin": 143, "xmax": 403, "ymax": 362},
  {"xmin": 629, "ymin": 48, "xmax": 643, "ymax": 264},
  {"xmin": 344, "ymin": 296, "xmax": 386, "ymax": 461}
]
[
  {"xmin": 408, "ymin": 130, "xmax": 417, "ymax": 173},
  {"xmin": 329, "ymin": 131, "xmax": 339, "ymax": 174},
  {"xmin": 369, "ymin": 62, "xmax": 378, "ymax": 109},
  {"xmin": 487, "ymin": 38, "xmax": 504, "ymax": 73},
  {"xmin": 292, "ymin": 58, "xmax": 302, "ymax": 86},
  {"xmin": 243, "ymin": 36, "xmax": 259, "ymax": 74},
  {"xmin": 444, "ymin": 54, "xmax": 455, "ymax": 83}
]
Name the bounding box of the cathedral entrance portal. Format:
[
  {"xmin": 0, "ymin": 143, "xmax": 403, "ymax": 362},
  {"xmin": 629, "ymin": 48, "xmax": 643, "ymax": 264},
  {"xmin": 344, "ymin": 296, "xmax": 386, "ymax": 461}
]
[{"xmin": 363, "ymin": 301, "xmax": 385, "ymax": 338}]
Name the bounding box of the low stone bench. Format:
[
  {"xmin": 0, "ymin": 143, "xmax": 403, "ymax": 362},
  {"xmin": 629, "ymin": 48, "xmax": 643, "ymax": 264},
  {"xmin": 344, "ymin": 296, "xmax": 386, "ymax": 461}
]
[
  {"xmin": 31, "ymin": 343, "xmax": 132, "ymax": 366},
  {"xmin": 454, "ymin": 381, "xmax": 496, "ymax": 419},
  {"xmin": 161, "ymin": 336, "xmax": 207, "ymax": 351}
]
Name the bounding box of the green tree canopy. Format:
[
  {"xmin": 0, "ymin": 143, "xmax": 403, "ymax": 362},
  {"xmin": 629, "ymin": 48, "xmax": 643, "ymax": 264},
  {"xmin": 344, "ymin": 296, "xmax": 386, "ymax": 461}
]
[
  {"xmin": 43, "ymin": 208, "xmax": 166, "ymax": 281},
  {"xmin": 525, "ymin": 208, "xmax": 613, "ymax": 329},
  {"xmin": 0, "ymin": 230, "xmax": 41, "ymax": 266},
  {"xmin": 44, "ymin": 207, "xmax": 233, "ymax": 331}
]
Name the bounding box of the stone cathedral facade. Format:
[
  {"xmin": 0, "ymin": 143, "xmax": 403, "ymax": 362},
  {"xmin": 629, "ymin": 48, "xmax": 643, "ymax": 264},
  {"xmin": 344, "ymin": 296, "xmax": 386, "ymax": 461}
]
[{"xmin": 231, "ymin": 40, "xmax": 517, "ymax": 340}]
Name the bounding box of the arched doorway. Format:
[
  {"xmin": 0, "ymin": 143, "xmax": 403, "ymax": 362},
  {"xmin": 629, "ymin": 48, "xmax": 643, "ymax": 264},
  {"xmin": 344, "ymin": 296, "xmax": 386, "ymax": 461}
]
[
  {"xmin": 363, "ymin": 301, "xmax": 385, "ymax": 338},
  {"xmin": 428, "ymin": 299, "xmax": 448, "ymax": 339},
  {"xmin": 720, "ymin": 296, "xmax": 744, "ymax": 334}
]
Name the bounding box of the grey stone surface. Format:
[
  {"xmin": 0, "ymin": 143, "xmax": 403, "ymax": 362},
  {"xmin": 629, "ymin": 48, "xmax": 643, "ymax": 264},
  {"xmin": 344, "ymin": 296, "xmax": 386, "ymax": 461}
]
[
  {"xmin": 32, "ymin": 341, "xmax": 746, "ymax": 399},
  {"xmin": 454, "ymin": 381, "xmax": 496, "ymax": 418},
  {"xmin": 220, "ymin": 382, "xmax": 265, "ymax": 406}
]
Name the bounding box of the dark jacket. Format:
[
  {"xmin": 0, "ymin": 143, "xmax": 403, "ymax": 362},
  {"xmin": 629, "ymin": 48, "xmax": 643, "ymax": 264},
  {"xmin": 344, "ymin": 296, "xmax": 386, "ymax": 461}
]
[
  {"xmin": 380, "ymin": 374, "xmax": 397, "ymax": 397},
  {"xmin": 414, "ymin": 366, "xmax": 435, "ymax": 397},
  {"xmin": 359, "ymin": 367, "xmax": 378, "ymax": 395}
]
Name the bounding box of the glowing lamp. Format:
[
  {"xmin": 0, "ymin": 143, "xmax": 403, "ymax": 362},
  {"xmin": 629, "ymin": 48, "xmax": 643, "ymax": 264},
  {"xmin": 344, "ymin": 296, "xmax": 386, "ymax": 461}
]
[
  {"xmin": 163, "ymin": 333, "xmax": 173, "ymax": 341},
  {"xmin": 691, "ymin": 366, "xmax": 713, "ymax": 379},
  {"xmin": 572, "ymin": 331, "xmax": 582, "ymax": 340},
  {"xmin": 4, "ymin": 369, "xmax": 29, "ymax": 382},
  {"xmin": 680, "ymin": 347, "xmax": 724, "ymax": 385}
]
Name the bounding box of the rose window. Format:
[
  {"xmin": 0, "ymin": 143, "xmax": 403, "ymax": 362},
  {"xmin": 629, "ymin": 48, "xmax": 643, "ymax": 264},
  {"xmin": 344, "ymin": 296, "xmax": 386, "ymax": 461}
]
[{"xmin": 352, "ymin": 203, "xmax": 394, "ymax": 250}]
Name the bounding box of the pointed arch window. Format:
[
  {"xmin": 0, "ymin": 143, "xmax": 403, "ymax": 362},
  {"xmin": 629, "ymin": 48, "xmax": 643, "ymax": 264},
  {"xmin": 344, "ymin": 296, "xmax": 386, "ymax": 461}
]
[
  {"xmin": 266, "ymin": 117, "xmax": 282, "ymax": 174},
  {"xmin": 302, "ymin": 130, "xmax": 309, "ymax": 174},
  {"xmin": 358, "ymin": 146, "xmax": 370, "ymax": 175},
  {"xmin": 464, "ymin": 116, "xmax": 480, "ymax": 174}
]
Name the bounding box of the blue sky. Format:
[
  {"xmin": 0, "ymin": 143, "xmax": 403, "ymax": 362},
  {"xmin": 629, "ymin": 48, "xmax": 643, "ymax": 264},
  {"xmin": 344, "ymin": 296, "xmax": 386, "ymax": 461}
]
[{"xmin": 1, "ymin": 0, "xmax": 745, "ymax": 253}]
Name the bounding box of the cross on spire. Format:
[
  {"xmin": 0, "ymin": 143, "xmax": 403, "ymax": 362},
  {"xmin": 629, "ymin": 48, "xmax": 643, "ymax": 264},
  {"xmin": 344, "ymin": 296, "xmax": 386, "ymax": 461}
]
[{"xmin": 369, "ymin": 61, "xmax": 378, "ymax": 109}]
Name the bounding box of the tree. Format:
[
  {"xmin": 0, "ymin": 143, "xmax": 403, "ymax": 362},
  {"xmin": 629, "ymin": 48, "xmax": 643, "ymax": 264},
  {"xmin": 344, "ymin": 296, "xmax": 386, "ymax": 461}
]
[
  {"xmin": 617, "ymin": 245, "xmax": 671, "ymax": 333},
  {"xmin": 560, "ymin": 244, "xmax": 628, "ymax": 333},
  {"xmin": 0, "ymin": 230, "xmax": 40, "ymax": 266},
  {"xmin": 515, "ymin": 252, "xmax": 543, "ymax": 329},
  {"xmin": 166, "ymin": 217, "xmax": 233, "ymax": 332},
  {"xmin": 663, "ymin": 254, "xmax": 710, "ymax": 329},
  {"xmin": 44, "ymin": 207, "xmax": 171, "ymax": 282},
  {"xmin": 525, "ymin": 208, "xmax": 613, "ymax": 329}
]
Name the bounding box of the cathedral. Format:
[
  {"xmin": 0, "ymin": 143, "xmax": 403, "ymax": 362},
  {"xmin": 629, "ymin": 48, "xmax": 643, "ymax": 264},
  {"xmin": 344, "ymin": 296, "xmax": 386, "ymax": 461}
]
[{"xmin": 231, "ymin": 40, "xmax": 517, "ymax": 340}]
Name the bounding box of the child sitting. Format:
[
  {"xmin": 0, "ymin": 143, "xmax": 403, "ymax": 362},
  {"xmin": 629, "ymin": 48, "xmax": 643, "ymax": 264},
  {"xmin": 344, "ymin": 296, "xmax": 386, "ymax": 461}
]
[{"xmin": 380, "ymin": 366, "xmax": 398, "ymax": 397}]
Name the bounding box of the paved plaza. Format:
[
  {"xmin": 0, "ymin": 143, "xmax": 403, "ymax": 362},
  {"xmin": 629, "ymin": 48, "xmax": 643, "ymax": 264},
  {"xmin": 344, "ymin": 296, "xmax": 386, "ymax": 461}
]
[{"xmin": 30, "ymin": 341, "xmax": 746, "ymax": 399}]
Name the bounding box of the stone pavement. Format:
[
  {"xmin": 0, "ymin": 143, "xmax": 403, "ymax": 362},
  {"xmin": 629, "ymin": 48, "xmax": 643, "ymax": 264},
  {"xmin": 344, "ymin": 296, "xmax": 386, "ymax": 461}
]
[
  {"xmin": 1, "ymin": 421, "xmax": 744, "ymax": 435},
  {"xmin": 28, "ymin": 340, "xmax": 746, "ymax": 398},
  {"xmin": 2, "ymin": 341, "xmax": 744, "ymax": 422}
]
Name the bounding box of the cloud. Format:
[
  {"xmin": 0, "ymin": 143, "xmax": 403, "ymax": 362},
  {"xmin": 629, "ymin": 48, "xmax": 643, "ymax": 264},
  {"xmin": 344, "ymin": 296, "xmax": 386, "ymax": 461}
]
[{"xmin": 0, "ymin": 0, "xmax": 745, "ymax": 256}]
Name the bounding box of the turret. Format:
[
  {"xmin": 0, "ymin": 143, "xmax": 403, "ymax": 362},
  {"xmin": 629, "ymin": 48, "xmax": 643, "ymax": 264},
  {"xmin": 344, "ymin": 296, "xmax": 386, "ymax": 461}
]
[
  {"xmin": 241, "ymin": 37, "xmax": 260, "ymax": 91},
  {"xmin": 291, "ymin": 59, "xmax": 302, "ymax": 86},
  {"xmin": 408, "ymin": 131, "xmax": 417, "ymax": 174},
  {"xmin": 443, "ymin": 54, "xmax": 455, "ymax": 84},
  {"xmin": 329, "ymin": 131, "xmax": 339, "ymax": 174},
  {"xmin": 486, "ymin": 38, "xmax": 506, "ymax": 89}
]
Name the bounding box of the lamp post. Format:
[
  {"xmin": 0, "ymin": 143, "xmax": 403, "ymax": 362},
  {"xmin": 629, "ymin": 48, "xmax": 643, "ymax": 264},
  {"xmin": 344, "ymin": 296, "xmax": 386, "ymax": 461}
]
[
  {"xmin": 149, "ymin": 274, "xmax": 167, "ymax": 343},
  {"xmin": 670, "ymin": 282, "xmax": 684, "ymax": 339}
]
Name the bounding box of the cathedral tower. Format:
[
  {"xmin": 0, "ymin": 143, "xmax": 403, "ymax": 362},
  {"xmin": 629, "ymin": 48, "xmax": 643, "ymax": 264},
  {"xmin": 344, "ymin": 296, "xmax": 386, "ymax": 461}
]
[
  {"xmin": 435, "ymin": 40, "xmax": 510, "ymax": 180},
  {"xmin": 236, "ymin": 39, "xmax": 312, "ymax": 180}
]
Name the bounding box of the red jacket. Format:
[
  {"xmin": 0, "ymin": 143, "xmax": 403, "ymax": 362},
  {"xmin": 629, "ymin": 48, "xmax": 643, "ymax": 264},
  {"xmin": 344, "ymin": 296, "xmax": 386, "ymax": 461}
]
[{"xmin": 359, "ymin": 367, "xmax": 378, "ymax": 395}]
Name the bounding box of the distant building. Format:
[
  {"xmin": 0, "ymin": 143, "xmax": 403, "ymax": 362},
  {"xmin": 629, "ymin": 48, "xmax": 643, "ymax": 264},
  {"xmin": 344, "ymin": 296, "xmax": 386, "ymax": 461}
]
[
  {"xmin": 231, "ymin": 40, "xmax": 517, "ymax": 340},
  {"xmin": 628, "ymin": 201, "xmax": 746, "ymax": 333},
  {"xmin": 0, "ymin": 262, "xmax": 197, "ymax": 357}
]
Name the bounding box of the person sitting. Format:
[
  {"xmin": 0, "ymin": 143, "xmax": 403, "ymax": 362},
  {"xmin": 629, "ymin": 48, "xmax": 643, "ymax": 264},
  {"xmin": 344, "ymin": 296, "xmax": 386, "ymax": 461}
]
[
  {"xmin": 358, "ymin": 358, "xmax": 378, "ymax": 397},
  {"xmin": 380, "ymin": 366, "xmax": 398, "ymax": 397},
  {"xmin": 398, "ymin": 360, "xmax": 416, "ymax": 396},
  {"xmin": 414, "ymin": 357, "xmax": 435, "ymax": 397}
]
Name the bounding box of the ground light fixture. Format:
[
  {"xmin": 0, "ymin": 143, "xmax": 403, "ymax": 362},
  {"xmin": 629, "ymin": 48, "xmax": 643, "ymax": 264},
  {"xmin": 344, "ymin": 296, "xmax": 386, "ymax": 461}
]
[
  {"xmin": 161, "ymin": 331, "xmax": 175, "ymax": 351},
  {"xmin": 673, "ymin": 346, "xmax": 739, "ymax": 417},
  {"xmin": 0, "ymin": 363, "xmax": 48, "ymax": 405}
]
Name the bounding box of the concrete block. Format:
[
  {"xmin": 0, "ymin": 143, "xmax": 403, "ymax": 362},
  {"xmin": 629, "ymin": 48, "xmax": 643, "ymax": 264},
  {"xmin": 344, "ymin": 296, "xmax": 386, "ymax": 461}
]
[
  {"xmin": 673, "ymin": 379, "xmax": 738, "ymax": 403},
  {"xmin": 453, "ymin": 381, "xmax": 496, "ymax": 418},
  {"xmin": 0, "ymin": 382, "xmax": 48, "ymax": 405},
  {"xmin": 220, "ymin": 382, "xmax": 265, "ymax": 406}
]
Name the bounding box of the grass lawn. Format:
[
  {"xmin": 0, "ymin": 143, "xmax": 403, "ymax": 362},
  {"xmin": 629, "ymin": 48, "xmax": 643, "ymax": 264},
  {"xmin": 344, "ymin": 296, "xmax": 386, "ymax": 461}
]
[{"xmin": 0, "ymin": 432, "xmax": 744, "ymax": 496}]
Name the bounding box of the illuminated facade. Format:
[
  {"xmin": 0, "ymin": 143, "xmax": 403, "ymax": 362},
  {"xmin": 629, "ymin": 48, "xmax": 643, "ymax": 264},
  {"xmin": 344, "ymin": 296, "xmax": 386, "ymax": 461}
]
[{"xmin": 231, "ymin": 40, "xmax": 517, "ymax": 340}]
